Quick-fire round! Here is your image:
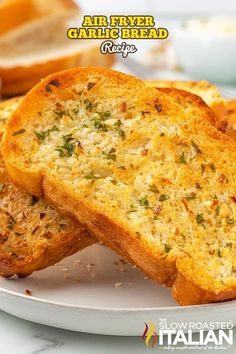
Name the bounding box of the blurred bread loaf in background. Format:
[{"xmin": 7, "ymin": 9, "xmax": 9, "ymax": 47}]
[
  {"xmin": 0, "ymin": 0, "xmax": 79, "ymax": 35},
  {"xmin": 0, "ymin": 0, "xmax": 115, "ymax": 96}
]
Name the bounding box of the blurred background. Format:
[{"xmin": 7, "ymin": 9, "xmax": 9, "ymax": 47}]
[{"xmin": 0, "ymin": 0, "xmax": 236, "ymax": 97}]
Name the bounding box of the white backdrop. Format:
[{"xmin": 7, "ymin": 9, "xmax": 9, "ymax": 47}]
[{"xmin": 76, "ymin": 0, "xmax": 236, "ymax": 16}]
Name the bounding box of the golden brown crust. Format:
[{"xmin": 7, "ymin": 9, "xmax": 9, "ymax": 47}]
[
  {"xmin": 2, "ymin": 67, "xmax": 236, "ymax": 304},
  {"xmin": 157, "ymin": 87, "xmax": 218, "ymax": 127},
  {"xmin": 145, "ymin": 80, "xmax": 228, "ymax": 132}
]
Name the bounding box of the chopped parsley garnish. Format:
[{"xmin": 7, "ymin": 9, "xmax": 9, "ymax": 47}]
[
  {"xmin": 84, "ymin": 99, "xmax": 97, "ymax": 111},
  {"xmin": 102, "ymin": 148, "xmax": 116, "ymax": 161},
  {"xmin": 34, "ymin": 125, "xmax": 58, "ymax": 143},
  {"xmin": 31, "ymin": 196, "xmax": 39, "ymax": 206},
  {"xmin": 228, "ymin": 218, "xmax": 234, "ymax": 225},
  {"xmin": 0, "ymin": 183, "xmax": 5, "ymax": 192},
  {"xmin": 92, "ymin": 117, "xmax": 108, "ymax": 132},
  {"xmin": 97, "ymin": 111, "xmax": 111, "ymax": 120},
  {"xmin": 177, "ymin": 151, "xmax": 187, "ymax": 164},
  {"xmin": 191, "ymin": 140, "xmax": 201, "ymax": 154},
  {"xmin": 92, "ymin": 111, "xmax": 110, "ymax": 132},
  {"xmin": 54, "ymin": 108, "xmax": 73, "ymax": 120},
  {"xmin": 7, "ymin": 216, "xmax": 16, "ymax": 230},
  {"xmin": 15, "ymin": 232, "xmax": 23, "ymax": 236},
  {"xmin": 215, "ymin": 205, "xmax": 220, "ymax": 216},
  {"xmin": 209, "ymin": 163, "xmax": 216, "ymax": 173},
  {"xmin": 196, "ymin": 213, "xmax": 206, "ymax": 228},
  {"xmin": 127, "ymin": 204, "xmax": 137, "ymax": 213},
  {"xmin": 12, "ymin": 129, "xmax": 25, "ymax": 136},
  {"xmin": 185, "ymin": 192, "xmax": 196, "ymax": 200},
  {"xmin": 73, "ymin": 108, "xmax": 79, "ymax": 115},
  {"xmin": 164, "ymin": 243, "xmax": 171, "ymax": 253},
  {"xmin": 56, "ymin": 134, "xmax": 75, "ymax": 157},
  {"xmin": 84, "ymin": 172, "xmax": 100, "ymax": 180},
  {"xmin": 114, "ymin": 120, "xmax": 126, "ymax": 140},
  {"xmin": 148, "ymin": 184, "xmax": 159, "ymax": 193},
  {"xmin": 159, "ymin": 194, "xmax": 169, "ymax": 202},
  {"xmin": 139, "ymin": 196, "xmax": 149, "ymax": 209},
  {"xmin": 217, "ymin": 249, "xmax": 222, "ymax": 257}
]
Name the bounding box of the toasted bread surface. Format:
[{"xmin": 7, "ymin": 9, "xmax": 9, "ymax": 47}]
[
  {"xmin": 146, "ymin": 80, "xmax": 228, "ymax": 132},
  {"xmin": 0, "ymin": 97, "xmax": 95, "ymax": 277},
  {"xmin": 2, "ymin": 67, "xmax": 236, "ymax": 304}
]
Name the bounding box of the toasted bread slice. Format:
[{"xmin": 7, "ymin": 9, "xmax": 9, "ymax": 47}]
[
  {"xmin": 2, "ymin": 67, "xmax": 236, "ymax": 305},
  {"xmin": 0, "ymin": 97, "xmax": 95, "ymax": 277},
  {"xmin": 226, "ymin": 100, "xmax": 236, "ymax": 139},
  {"xmin": 146, "ymin": 80, "xmax": 228, "ymax": 132}
]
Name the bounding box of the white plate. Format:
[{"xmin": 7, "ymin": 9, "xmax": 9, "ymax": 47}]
[{"xmin": 0, "ymin": 244, "xmax": 235, "ymax": 336}]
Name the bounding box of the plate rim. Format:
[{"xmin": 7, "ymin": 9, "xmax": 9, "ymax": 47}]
[{"xmin": 0, "ymin": 285, "xmax": 235, "ymax": 313}]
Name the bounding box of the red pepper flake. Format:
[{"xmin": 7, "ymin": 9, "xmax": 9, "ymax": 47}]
[
  {"xmin": 230, "ymin": 196, "xmax": 236, "ymax": 203},
  {"xmin": 87, "ymin": 82, "xmax": 96, "ymax": 91},
  {"xmin": 181, "ymin": 198, "xmax": 189, "ymax": 211},
  {"xmin": 141, "ymin": 148, "xmax": 149, "ymax": 156},
  {"xmin": 24, "ymin": 289, "xmax": 32, "ymax": 296},
  {"xmin": 218, "ymin": 173, "xmax": 229, "ymax": 183},
  {"xmin": 177, "ymin": 139, "xmax": 187, "ymax": 147},
  {"xmin": 174, "ymin": 227, "xmax": 180, "ymax": 235},
  {"xmin": 219, "ymin": 120, "xmax": 228, "ymax": 133},
  {"xmin": 155, "ymin": 104, "xmax": 162, "ymax": 113},
  {"xmin": 119, "ymin": 102, "xmax": 127, "ymax": 112},
  {"xmin": 212, "ymin": 199, "xmax": 218, "ymax": 207},
  {"xmin": 160, "ymin": 178, "xmax": 172, "ymax": 185},
  {"xmin": 154, "ymin": 205, "xmax": 162, "ymax": 215},
  {"xmin": 55, "ymin": 102, "xmax": 63, "ymax": 109}
]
